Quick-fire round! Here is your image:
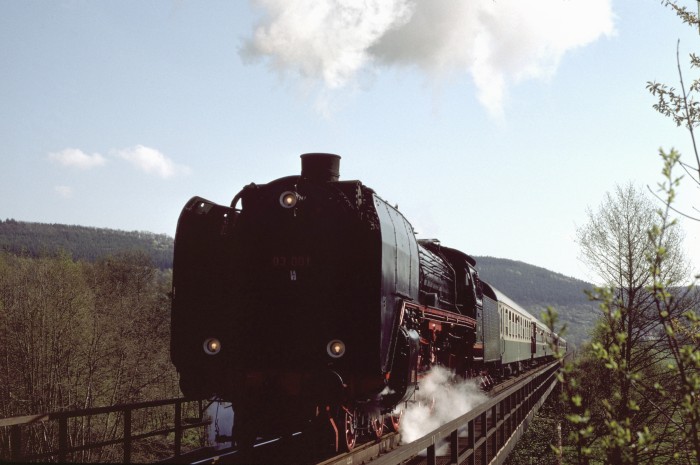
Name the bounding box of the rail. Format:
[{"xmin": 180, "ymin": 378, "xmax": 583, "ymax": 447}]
[{"xmin": 0, "ymin": 397, "xmax": 209, "ymax": 463}]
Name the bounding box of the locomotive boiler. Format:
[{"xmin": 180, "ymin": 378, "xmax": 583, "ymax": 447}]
[{"xmin": 170, "ymin": 153, "xmax": 564, "ymax": 451}]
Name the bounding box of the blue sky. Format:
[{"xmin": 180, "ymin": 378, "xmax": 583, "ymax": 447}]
[{"xmin": 1, "ymin": 0, "xmax": 699, "ymax": 283}]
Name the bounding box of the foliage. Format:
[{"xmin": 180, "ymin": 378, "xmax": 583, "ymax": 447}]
[
  {"xmin": 647, "ymin": 149, "xmax": 700, "ymax": 461},
  {"xmin": 0, "ymin": 251, "xmax": 182, "ymax": 462},
  {"xmin": 540, "ymin": 151, "xmax": 700, "ymax": 465},
  {"xmin": 503, "ymin": 390, "xmax": 569, "ymax": 465},
  {"xmin": 646, "ymin": 0, "xmax": 700, "ymax": 220}
]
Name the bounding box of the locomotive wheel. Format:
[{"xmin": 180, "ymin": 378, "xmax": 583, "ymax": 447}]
[
  {"xmin": 387, "ymin": 410, "xmax": 402, "ymax": 433},
  {"xmin": 329, "ymin": 407, "xmax": 357, "ymax": 452},
  {"xmin": 370, "ymin": 415, "xmax": 384, "ymax": 439},
  {"xmin": 338, "ymin": 407, "xmax": 357, "ymax": 452}
]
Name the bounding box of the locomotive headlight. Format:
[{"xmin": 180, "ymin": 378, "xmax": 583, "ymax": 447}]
[
  {"xmin": 327, "ymin": 339, "xmax": 346, "ymax": 358},
  {"xmin": 203, "ymin": 338, "xmax": 221, "ymax": 355},
  {"xmin": 279, "ymin": 191, "xmax": 298, "ymax": 209}
]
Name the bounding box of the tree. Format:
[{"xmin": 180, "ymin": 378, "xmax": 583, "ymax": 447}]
[
  {"xmin": 0, "ymin": 251, "xmax": 181, "ymax": 462},
  {"xmin": 571, "ymin": 181, "xmax": 693, "ymax": 464},
  {"xmin": 577, "ymin": 183, "xmax": 688, "ymax": 389},
  {"xmin": 646, "ymin": 150, "xmax": 700, "ymax": 463}
]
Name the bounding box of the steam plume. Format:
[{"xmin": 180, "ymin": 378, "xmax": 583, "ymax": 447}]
[
  {"xmin": 242, "ymin": 0, "xmax": 615, "ymax": 116},
  {"xmin": 400, "ymin": 366, "xmax": 487, "ymax": 446}
]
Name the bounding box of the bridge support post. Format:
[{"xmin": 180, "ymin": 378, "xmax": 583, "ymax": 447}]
[
  {"xmin": 427, "ymin": 443, "xmax": 436, "ymax": 465},
  {"xmin": 10, "ymin": 424, "xmax": 22, "ymax": 462},
  {"xmin": 450, "ymin": 430, "xmax": 458, "ymax": 463},
  {"xmin": 467, "ymin": 419, "xmax": 475, "ymax": 465},
  {"xmin": 58, "ymin": 416, "xmax": 68, "ymax": 463},
  {"xmin": 490, "ymin": 405, "xmax": 498, "ymax": 460},
  {"xmin": 174, "ymin": 401, "xmax": 182, "ymax": 457},
  {"xmin": 123, "ymin": 409, "xmax": 131, "ymax": 463}
]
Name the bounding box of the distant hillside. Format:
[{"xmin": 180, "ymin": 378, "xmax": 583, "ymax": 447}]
[
  {"xmin": 474, "ymin": 256, "xmax": 598, "ymax": 348},
  {"xmin": 0, "ymin": 219, "xmax": 173, "ymax": 269},
  {"xmin": 0, "ymin": 219, "xmax": 598, "ymax": 345}
]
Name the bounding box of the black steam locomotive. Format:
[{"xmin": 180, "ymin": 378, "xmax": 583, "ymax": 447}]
[{"xmin": 170, "ymin": 154, "xmax": 564, "ymax": 451}]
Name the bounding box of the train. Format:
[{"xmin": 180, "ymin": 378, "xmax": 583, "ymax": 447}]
[{"xmin": 170, "ymin": 153, "xmax": 566, "ymax": 452}]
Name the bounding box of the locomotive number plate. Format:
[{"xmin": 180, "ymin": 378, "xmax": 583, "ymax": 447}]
[{"xmin": 271, "ymin": 255, "xmax": 311, "ymax": 267}]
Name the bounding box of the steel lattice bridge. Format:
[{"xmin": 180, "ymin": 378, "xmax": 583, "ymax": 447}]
[{"xmin": 0, "ymin": 361, "xmax": 561, "ymax": 464}]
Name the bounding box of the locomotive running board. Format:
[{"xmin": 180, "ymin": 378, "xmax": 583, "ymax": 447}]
[{"xmin": 400, "ymin": 301, "xmax": 477, "ymax": 329}]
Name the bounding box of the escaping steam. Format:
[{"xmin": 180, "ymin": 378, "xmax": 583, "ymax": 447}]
[
  {"xmin": 242, "ymin": 0, "xmax": 615, "ymax": 116},
  {"xmin": 400, "ymin": 366, "xmax": 488, "ymax": 448}
]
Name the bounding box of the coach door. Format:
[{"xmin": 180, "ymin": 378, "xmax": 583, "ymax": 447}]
[{"xmin": 531, "ymin": 322, "xmax": 536, "ymax": 355}]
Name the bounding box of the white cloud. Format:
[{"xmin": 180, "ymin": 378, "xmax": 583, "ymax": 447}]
[
  {"xmin": 54, "ymin": 185, "xmax": 73, "ymax": 198},
  {"xmin": 242, "ymin": 0, "xmax": 414, "ymax": 88},
  {"xmin": 243, "ymin": 0, "xmax": 615, "ymax": 116},
  {"xmin": 114, "ymin": 145, "xmax": 191, "ymax": 178},
  {"xmin": 48, "ymin": 148, "xmax": 106, "ymax": 169}
]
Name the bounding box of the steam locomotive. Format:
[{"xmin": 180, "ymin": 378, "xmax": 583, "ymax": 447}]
[{"xmin": 170, "ymin": 154, "xmax": 565, "ymax": 451}]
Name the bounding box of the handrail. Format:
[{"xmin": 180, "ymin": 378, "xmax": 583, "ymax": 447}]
[{"xmin": 0, "ymin": 397, "xmax": 210, "ymax": 463}]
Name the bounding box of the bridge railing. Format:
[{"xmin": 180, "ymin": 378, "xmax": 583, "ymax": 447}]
[
  {"xmin": 0, "ymin": 397, "xmax": 210, "ymax": 463},
  {"xmin": 369, "ymin": 360, "xmax": 561, "ymax": 465}
]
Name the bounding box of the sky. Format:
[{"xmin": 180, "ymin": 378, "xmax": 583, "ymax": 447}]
[{"xmin": 1, "ymin": 0, "xmax": 699, "ymax": 283}]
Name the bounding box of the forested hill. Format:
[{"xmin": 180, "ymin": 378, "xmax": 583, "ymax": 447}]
[
  {"xmin": 474, "ymin": 256, "xmax": 598, "ymax": 347},
  {"xmin": 474, "ymin": 256, "xmax": 593, "ymax": 307},
  {"xmin": 0, "ymin": 219, "xmax": 598, "ymax": 345},
  {"xmin": 0, "ymin": 219, "xmax": 173, "ymax": 269}
]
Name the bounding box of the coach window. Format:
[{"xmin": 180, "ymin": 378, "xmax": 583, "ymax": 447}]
[{"xmin": 520, "ymin": 318, "xmax": 523, "ymax": 340}]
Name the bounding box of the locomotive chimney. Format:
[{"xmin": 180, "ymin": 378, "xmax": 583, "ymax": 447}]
[{"xmin": 300, "ymin": 153, "xmax": 341, "ymax": 182}]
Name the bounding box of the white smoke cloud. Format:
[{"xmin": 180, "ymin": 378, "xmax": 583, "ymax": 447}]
[
  {"xmin": 400, "ymin": 366, "xmax": 488, "ymax": 447},
  {"xmin": 243, "ymin": 0, "xmax": 615, "ymax": 116},
  {"xmin": 48, "ymin": 148, "xmax": 106, "ymax": 169},
  {"xmin": 242, "ymin": 0, "xmax": 414, "ymax": 88},
  {"xmin": 114, "ymin": 145, "xmax": 191, "ymax": 178}
]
